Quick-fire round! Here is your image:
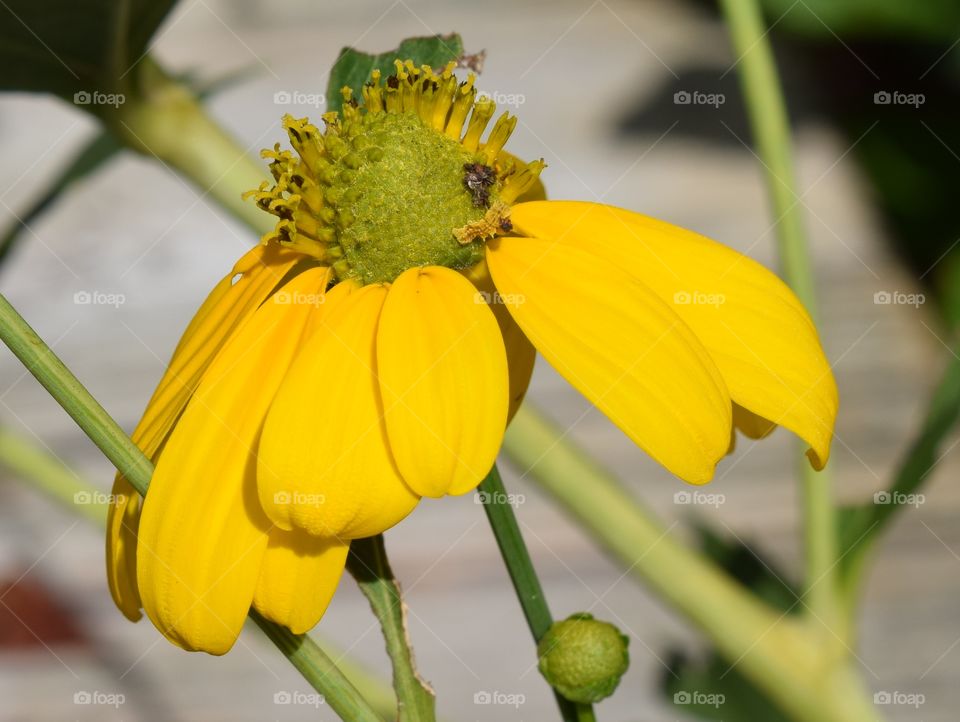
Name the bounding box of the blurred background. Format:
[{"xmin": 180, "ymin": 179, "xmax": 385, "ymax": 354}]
[{"xmin": 0, "ymin": 0, "xmax": 958, "ymax": 719}]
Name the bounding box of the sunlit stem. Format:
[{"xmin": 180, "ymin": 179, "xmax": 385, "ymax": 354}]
[
  {"xmin": 107, "ymin": 57, "xmax": 274, "ymax": 235},
  {"xmin": 718, "ymin": 0, "xmax": 841, "ymax": 638}
]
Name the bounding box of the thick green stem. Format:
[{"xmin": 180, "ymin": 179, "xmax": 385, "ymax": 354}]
[
  {"xmin": 347, "ymin": 536, "xmax": 436, "ymax": 722},
  {"xmin": 0, "ymin": 294, "xmax": 382, "ymax": 722},
  {"xmin": 478, "ymin": 466, "xmax": 588, "ymax": 722},
  {"xmin": 503, "ymin": 405, "xmax": 878, "ymax": 722},
  {"xmin": 107, "ymin": 58, "xmax": 274, "ymax": 235},
  {"xmin": 719, "ymin": 0, "xmax": 840, "ymax": 636}
]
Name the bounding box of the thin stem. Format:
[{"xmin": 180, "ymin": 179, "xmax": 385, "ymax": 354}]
[
  {"xmin": 719, "ymin": 0, "xmax": 840, "ymax": 633},
  {"xmin": 108, "ymin": 58, "xmax": 274, "ymax": 236},
  {"xmin": 347, "ymin": 535, "xmax": 436, "ymax": 722},
  {"xmin": 0, "ymin": 293, "xmax": 383, "ymax": 722},
  {"xmin": 478, "ymin": 465, "xmax": 590, "ymax": 722},
  {"xmin": 503, "ymin": 405, "xmax": 878, "ymax": 722},
  {"xmin": 0, "ymin": 427, "xmax": 109, "ymax": 527}
]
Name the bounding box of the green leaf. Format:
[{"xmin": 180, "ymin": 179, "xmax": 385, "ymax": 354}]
[
  {"xmin": 0, "ymin": 0, "xmax": 178, "ymax": 99},
  {"xmin": 325, "ymin": 34, "xmax": 465, "ymax": 113}
]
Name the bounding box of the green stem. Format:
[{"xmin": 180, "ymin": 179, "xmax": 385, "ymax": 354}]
[
  {"xmin": 478, "ymin": 466, "xmax": 592, "ymax": 722},
  {"xmin": 0, "ymin": 427, "xmax": 110, "ymax": 527},
  {"xmin": 107, "ymin": 58, "xmax": 274, "ymax": 235},
  {"xmin": 719, "ymin": 0, "xmax": 840, "ymax": 635},
  {"xmin": 503, "ymin": 405, "xmax": 878, "ymax": 722},
  {"xmin": 0, "ymin": 294, "xmax": 382, "ymax": 722},
  {"xmin": 347, "ymin": 535, "xmax": 436, "ymax": 722}
]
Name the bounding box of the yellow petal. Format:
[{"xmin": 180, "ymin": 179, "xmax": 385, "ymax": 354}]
[
  {"xmin": 462, "ymin": 259, "xmax": 536, "ymax": 422},
  {"xmin": 511, "ymin": 201, "xmax": 837, "ymax": 469},
  {"xmin": 378, "ymin": 267, "xmax": 509, "ymax": 497},
  {"xmin": 107, "ymin": 243, "xmax": 304, "ymax": 621},
  {"xmin": 136, "ymin": 266, "xmax": 332, "ymax": 654},
  {"xmin": 499, "ymin": 151, "xmax": 546, "ymax": 202},
  {"xmin": 253, "ymin": 530, "xmax": 349, "ymax": 634},
  {"xmin": 258, "ymin": 282, "xmax": 420, "ymax": 539},
  {"xmin": 106, "ymin": 478, "xmax": 141, "ymax": 620},
  {"xmin": 734, "ymin": 403, "xmax": 777, "ymax": 440},
  {"xmin": 486, "ymin": 236, "xmax": 731, "ymax": 483}
]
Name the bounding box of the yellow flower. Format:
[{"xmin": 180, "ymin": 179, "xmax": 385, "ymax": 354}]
[{"xmin": 107, "ymin": 60, "xmax": 837, "ymax": 655}]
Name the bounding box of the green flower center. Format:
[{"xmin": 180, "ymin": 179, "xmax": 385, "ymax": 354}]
[{"xmin": 247, "ymin": 60, "xmax": 544, "ymax": 284}]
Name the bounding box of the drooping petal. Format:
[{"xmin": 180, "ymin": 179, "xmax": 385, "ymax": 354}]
[
  {"xmin": 253, "ymin": 530, "xmax": 349, "ymax": 634},
  {"xmin": 377, "ymin": 267, "xmax": 508, "ymax": 497},
  {"xmin": 510, "ymin": 201, "xmax": 837, "ymax": 469},
  {"xmin": 734, "ymin": 403, "xmax": 777, "ymax": 440},
  {"xmin": 486, "ymin": 236, "xmax": 732, "ymax": 484},
  {"xmin": 107, "ymin": 243, "xmax": 304, "ymax": 621},
  {"xmin": 258, "ymin": 282, "xmax": 420, "ymax": 539},
  {"xmin": 136, "ymin": 266, "xmax": 332, "ymax": 654},
  {"xmin": 462, "ymin": 259, "xmax": 536, "ymax": 422}
]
